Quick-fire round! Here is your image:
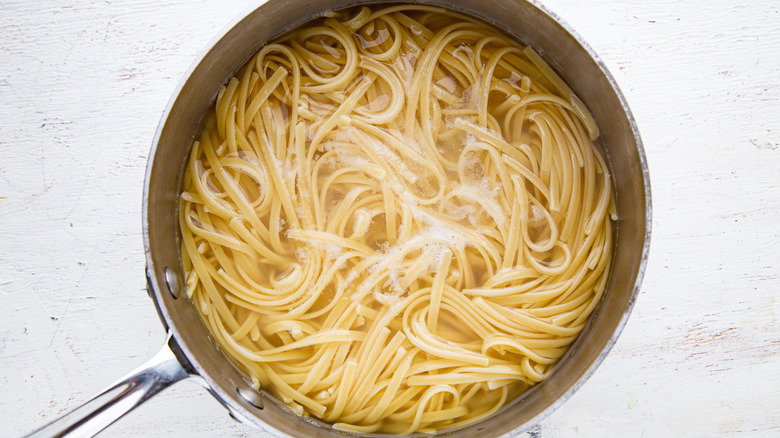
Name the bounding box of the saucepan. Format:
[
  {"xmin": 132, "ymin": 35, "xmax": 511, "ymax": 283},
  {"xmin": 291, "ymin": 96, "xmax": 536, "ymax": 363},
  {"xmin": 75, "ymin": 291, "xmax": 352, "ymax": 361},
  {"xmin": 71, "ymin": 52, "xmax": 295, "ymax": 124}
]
[{"xmin": 25, "ymin": 0, "xmax": 651, "ymax": 436}]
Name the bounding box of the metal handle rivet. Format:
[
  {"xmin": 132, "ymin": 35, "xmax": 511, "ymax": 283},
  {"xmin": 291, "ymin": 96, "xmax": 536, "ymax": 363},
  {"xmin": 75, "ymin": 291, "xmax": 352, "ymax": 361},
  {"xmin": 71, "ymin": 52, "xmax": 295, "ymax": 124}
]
[
  {"xmin": 164, "ymin": 267, "xmax": 180, "ymax": 299},
  {"xmin": 237, "ymin": 387, "xmax": 264, "ymax": 410}
]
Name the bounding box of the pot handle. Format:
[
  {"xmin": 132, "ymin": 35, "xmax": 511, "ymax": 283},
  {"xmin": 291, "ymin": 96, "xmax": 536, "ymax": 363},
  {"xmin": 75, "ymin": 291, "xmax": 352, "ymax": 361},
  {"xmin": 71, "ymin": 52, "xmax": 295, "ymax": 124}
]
[{"xmin": 23, "ymin": 333, "xmax": 190, "ymax": 438}]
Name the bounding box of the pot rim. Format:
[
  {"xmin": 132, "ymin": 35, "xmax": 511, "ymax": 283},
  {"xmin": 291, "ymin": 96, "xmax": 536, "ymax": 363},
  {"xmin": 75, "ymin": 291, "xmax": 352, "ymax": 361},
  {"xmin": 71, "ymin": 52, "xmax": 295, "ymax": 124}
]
[{"xmin": 142, "ymin": 1, "xmax": 652, "ymax": 436}]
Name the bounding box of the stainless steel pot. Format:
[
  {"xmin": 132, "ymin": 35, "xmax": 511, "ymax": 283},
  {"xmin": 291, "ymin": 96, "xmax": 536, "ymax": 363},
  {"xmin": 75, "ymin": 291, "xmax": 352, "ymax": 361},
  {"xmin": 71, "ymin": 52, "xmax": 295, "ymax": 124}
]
[{"xmin": 25, "ymin": 0, "xmax": 651, "ymax": 437}]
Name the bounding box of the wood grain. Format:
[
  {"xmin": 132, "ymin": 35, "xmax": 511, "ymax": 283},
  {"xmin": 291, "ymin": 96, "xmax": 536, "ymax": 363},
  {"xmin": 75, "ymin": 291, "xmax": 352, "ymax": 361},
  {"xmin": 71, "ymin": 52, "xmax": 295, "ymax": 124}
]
[{"xmin": 1, "ymin": 0, "xmax": 778, "ymax": 436}]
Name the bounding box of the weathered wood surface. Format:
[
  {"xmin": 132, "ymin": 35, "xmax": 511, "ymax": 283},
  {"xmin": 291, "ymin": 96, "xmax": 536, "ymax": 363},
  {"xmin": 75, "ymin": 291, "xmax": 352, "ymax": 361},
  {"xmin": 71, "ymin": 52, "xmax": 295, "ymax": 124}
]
[{"xmin": 1, "ymin": 0, "xmax": 778, "ymax": 436}]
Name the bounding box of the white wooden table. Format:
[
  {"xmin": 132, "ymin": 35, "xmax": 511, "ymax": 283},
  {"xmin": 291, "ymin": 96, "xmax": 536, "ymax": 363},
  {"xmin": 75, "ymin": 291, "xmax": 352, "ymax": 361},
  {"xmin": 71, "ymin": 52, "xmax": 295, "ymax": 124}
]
[{"xmin": 2, "ymin": 1, "xmax": 778, "ymax": 436}]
